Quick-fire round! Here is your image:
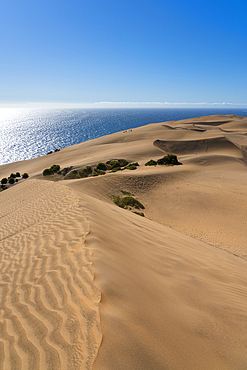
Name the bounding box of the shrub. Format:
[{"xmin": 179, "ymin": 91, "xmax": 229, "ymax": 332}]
[
  {"xmin": 10, "ymin": 173, "xmax": 16, "ymax": 178},
  {"xmin": 43, "ymin": 168, "xmax": 51, "ymax": 176},
  {"xmin": 79, "ymin": 166, "xmax": 92, "ymax": 178},
  {"xmin": 121, "ymin": 190, "xmax": 132, "ymax": 195},
  {"xmin": 8, "ymin": 177, "xmax": 15, "ymax": 184},
  {"xmin": 118, "ymin": 159, "xmax": 128, "ymax": 167},
  {"xmin": 15, "ymin": 172, "xmax": 21, "ymax": 177},
  {"xmin": 22, "ymin": 173, "xmax": 29, "ymax": 179},
  {"xmin": 124, "ymin": 164, "xmax": 137, "ymax": 170},
  {"xmin": 64, "ymin": 170, "xmax": 80, "ymax": 179},
  {"xmin": 121, "ymin": 196, "xmax": 144, "ymax": 209},
  {"xmin": 96, "ymin": 162, "xmax": 107, "ymax": 171},
  {"xmin": 1, "ymin": 178, "xmax": 7, "ymax": 185},
  {"xmin": 111, "ymin": 167, "xmax": 121, "ymax": 172},
  {"xmin": 145, "ymin": 159, "xmax": 157, "ymax": 166},
  {"xmin": 157, "ymin": 154, "xmax": 179, "ymax": 165},
  {"xmin": 42, "ymin": 164, "xmax": 60, "ymax": 176},
  {"xmin": 133, "ymin": 211, "xmax": 145, "ymax": 217},
  {"xmin": 50, "ymin": 164, "xmax": 60, "ymax": 173},
  {"xmin": 112, "ymin": 196, "xmax": 125, "ymax": 208},
  {"xmin": 112, "ymin": 195, "xmax": 144, "ymax": 210},
  {"xmin": 61, "ymin": 166, "xmax": 73, "ymax": 176},
  {"xmin": 106, "ymin": 160, "xmax": 120, "ymax": 170}
]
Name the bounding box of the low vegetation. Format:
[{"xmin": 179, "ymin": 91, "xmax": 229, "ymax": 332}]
[
  {"xmin": 112, "ymin": 193, "xmax": 144, "ymax": 213},
  {"xmin": 43, "ymin": 158, "xmax": 141, "ymax": 181},
  {"xmin": 145, "ymin": 154, "xmax": 179, "ymax": 166},
  {"xmin": 0, "ymin": 171, "xmax": 29, "ymax": 192},
  {"xmin": 133, "ymin": 211, "xmax": 145, "ymax": 217},
  {"xmin": 41, "ymin": 154, "xmax": 180, "ymax": 182},
  {"xmin": 43, "ymin": 165, "xmax": 61, "ymax": 176}
]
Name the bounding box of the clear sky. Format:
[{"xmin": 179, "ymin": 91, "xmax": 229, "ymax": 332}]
[{"xmin": 1, "ymin": 0, "xmax": 247, "ymax": 107}]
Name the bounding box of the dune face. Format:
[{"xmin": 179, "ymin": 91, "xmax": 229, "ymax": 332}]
[
  {"xmin": 0, "ymin": 180, "xmax": 101, "ymax": 370},
  {"xmin": 1, "ymin": 114, "xmax": 247, "ymax": 369}
]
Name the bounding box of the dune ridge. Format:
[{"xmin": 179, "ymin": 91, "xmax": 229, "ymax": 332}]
[{"xmin": 0, "ymin": 180, "xmax": 102, "ymax": 370}]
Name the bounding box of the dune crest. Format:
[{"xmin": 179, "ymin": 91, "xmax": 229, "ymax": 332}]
[{"xmin": 0, "ymin": 180, "xmax": 102, "ymax": 370}]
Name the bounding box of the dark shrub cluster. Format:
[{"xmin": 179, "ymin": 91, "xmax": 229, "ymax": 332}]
[
  {"xmin": 112, "ymin": 195, "xmax": 144, "ymax": 210},
  {"xmin": 96, "ymin": 162, "xmax": 107, "ymax": 171},
  {"xmin": 43, "ymin": 165, "xmax": 60, "ymax": 176},
  {"xmin": 145, "ymin": 154, "xmax": 179, "ymax": 166},
  {"xmin": 64, "ymin": 166, "xmax": 93, "ymax": 179},
  {"xmin": 124, "ymin": 163, "xmax": 139, "ymax": 170},
  {"xmin": 47, "ymin": 149, "xmax": 60, "ymax": 155},
  {"xmin": 0, "ymin": 171, "xmax": 28, "ymax": 191},
  {"xmin": 64, "ymin": 170, "xmax": 80, "ymax": 179},
  {"xmin": 79, "ymin": 166, "xmax": 92, "ymax": 178},
  {"xmin": 133, "ymin": 211, "xmax": 145, "ymax": 217},
  {"xmin": 145, "ymin": 159, "xmax": 157, "ymax": 166},
  {"xmin": 157, "ymin": 154, "xmax": 179, "ymax": 165}
]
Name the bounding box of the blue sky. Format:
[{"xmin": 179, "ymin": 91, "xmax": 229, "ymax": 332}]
[{"xmin": 1, "ymin": 0, "xmax": 247, "ymax": 107}]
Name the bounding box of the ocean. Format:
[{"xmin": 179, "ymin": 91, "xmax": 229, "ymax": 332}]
[{"xmin": 1, "ymin": 107, "xmax": 247, "ymax": 165}]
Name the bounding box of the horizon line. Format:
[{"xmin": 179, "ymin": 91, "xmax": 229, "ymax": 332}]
[{"xmin": 0, "ymin": 101, "xmax": 247, "ymax": 109}]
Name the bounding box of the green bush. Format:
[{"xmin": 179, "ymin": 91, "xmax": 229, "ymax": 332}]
[
  {"xmin": 16, "ymin": 172, "xmax": 21, "ymax": 177},
  {"xmin": 50, "ymin": 164, "xmax": 60, "ymax": 173},
  {"xmin": 64, "ymin": 170, "xmax": 80, "ymax": 179},
  {"xmin": 145, "ymin": 159, "xmax": 157, "ymax": 166},
  {"xmin": 133, "ymin": 211, "xmax": 145, "ymax": 217},
  {"xmin": 1, "ymin": 178, "xmax": 7, "ymax": 185},
  {"xmin": 157, "ymin": 154, "xmax": 179, "ymax": 165},
  {"xmin": 43, "ymin": 168, "xmax": 51, "ymax": 176},
  {"xmin": 121, "ymin": 190, "xmax": 132, "ymax": 195},
  {"xmin": 22, "ymin": 173, "xmax": 29, "ymax": 179},
  {"xmin": 10, "ymin": 173, "xmax": 16, "ymax": 178},
  {"xmin": 0, "ymin": 184, "xmax": 7, "ymax": 191},
  {"xmin": 112, "ymin": 195, "xmax": 144, "ymax": 210},
  {"xmin": 124, "ymin": 164, "xmax": 137, "ymax": 170},
  {"xmin": 79, "ymin": 166, "xmax": 92, "ymax": 178},
  {"xmin": 121, "ymin": 196, "xmax": 144, "ymax": 209},
  {"xmin": 118, "ymin": 159, "xmax": 128, "ymax": 167},
  {"xmin": 106, "ymin": 160, "xmax": 120, "ymax": 170},
  {"xmin": 8, "ymin": 177, "xmax": 15, "ymax": 184},
  {"xmin": 111, "ymin": 167, "xmax": 121, "ymax": 172},
  {"xmin": 96, "ymin": 162, "xmax": 107, "ymax": 171},
  {"xmin": 112, "ymin": 196, "xmax": 125, "ymax": 208},
  {"xmin": 43, "ymin": 164, "xmax": 60, "ymax": 176},
  {"xmin": 61, "ymin": 166, "xmax": 73, "ymax": 176}
]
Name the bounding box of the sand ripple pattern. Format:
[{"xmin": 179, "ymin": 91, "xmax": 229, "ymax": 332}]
[{"xmin": 0, "ymin": 180, "xmax": 101, "ymax": 370}]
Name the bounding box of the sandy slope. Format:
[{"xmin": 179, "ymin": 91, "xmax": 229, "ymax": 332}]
[
  {"xmin": 1, "ymin": 114, "xmax": 247, "ymax": 369},
  {"xmin": 0, "ymin": 180, "xmax": 101, "ymax": 370}
]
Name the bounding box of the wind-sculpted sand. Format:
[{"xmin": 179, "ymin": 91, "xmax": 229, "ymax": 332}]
[
  {"xmin": 1, "ymin": 114, "xmax": 247, "ymax": 369},
  {"xmin": 0, "ymin": 180, "xmax": 101, "ymax": 370}
]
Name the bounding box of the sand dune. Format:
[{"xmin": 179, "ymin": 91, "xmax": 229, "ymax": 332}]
[
  {"xmin": 0, "ymin": 180, "xmax": 101, "ymax": 370},
  {"xmin": 1, "ymin": 114, "xmax": 247, "ymax": 369}
]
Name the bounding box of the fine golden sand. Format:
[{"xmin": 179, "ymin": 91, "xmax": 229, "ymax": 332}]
[{"xmin": 1, "ymin": 114, "xmax": 247, "ymax": 369}]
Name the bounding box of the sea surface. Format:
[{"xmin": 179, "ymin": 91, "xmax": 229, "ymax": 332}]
[{"xmin": 1, "ymin": 108, "xmax": 247, "ymax": 165}]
